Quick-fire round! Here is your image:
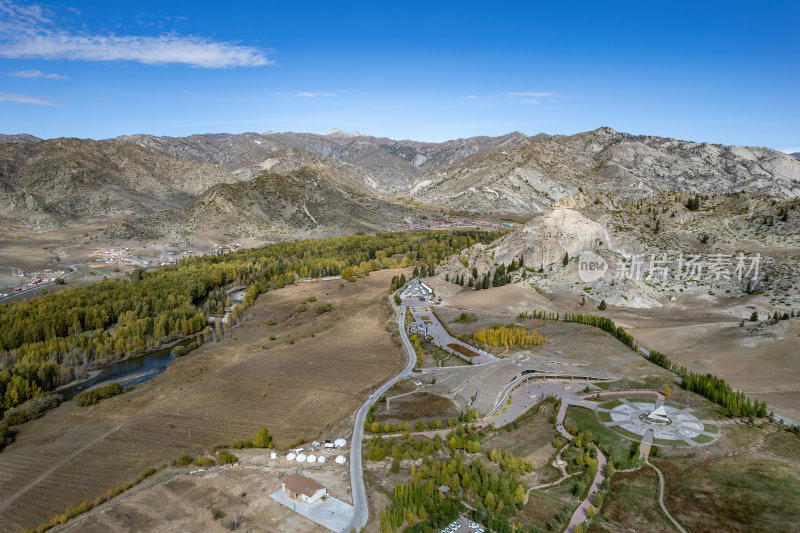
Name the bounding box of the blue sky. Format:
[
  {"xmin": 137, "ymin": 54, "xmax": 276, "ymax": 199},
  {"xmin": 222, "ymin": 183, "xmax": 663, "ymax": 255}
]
[{"xmin": 1, "ymin": 0, "xmax": 798, "ymax": 150}]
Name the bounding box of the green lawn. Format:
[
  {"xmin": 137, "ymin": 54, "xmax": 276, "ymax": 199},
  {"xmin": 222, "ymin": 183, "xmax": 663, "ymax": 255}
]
[{"xmin": 565, "ymin": 406, "xmax": 636, "ymax": 461}]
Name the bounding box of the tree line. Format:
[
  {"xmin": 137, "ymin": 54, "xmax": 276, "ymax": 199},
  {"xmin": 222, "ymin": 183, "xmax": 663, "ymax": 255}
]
[{"xmin": 473, "ymin": 324, "xmax": 546, "ymax": 347}]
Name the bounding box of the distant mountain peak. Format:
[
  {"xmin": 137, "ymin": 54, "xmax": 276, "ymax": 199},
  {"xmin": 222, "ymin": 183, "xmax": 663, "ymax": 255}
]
[{"xmin": 321, "ymin": 128, "xmax": 363, "ymax": 138}]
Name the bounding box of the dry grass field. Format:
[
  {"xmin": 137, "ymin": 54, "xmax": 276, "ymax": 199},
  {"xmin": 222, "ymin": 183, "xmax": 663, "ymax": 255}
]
[
  {"xmin": 435, "ymin": 280, "xmax": 800, "ymax": 423},
  {"xmin": 58, "ymin": 448, "xmax": 347, "ymax": 533},
  {"xmin": 0, "ymin": 269, "xmax": 406, "ymax": 532}
]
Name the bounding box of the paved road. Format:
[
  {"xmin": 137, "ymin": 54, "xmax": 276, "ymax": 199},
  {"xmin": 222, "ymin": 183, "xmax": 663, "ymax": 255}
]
[
  {"xmin": 345, "ymin": 300, "xmax": 417, "ymax": 532},
  {"xmin": 0, "ymin": 265, "xmax": 77, "ymax": 303}
]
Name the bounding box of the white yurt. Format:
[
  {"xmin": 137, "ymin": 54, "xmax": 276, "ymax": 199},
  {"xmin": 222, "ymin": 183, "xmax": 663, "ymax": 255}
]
[
  {"xmin": 335, "ymin": 455, "xmax": 347, "ymax": 464},
  {"xmin": 286, "ymin": 452, "xmax": 296, "ymax": 461},
  {"xmin": 270, "ymin": 452, "xmax": 278, "ymax": 459},
  {"xmin": 296, "ymin": 453, "xmax": 307, "ymax": 463},
  {"xmin": 318, "ymin": 456, "xmax": 326, "ymax": 464},
  {"xmin": 334, "ymin": 438, "xmax": 347, "ymax": 448},
  {"xmin": 307, "ymin": 455, "xmax": 317, "ymax": 463}
]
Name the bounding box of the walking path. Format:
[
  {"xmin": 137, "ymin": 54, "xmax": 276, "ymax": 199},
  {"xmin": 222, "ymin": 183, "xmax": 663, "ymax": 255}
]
[
  {"xmin": 647, "ymin": 458, "xmax": 687, "ymax": 533},
  {"xmin": 523, "ymin": 444, "xmax": 582, "ymax": 504}
]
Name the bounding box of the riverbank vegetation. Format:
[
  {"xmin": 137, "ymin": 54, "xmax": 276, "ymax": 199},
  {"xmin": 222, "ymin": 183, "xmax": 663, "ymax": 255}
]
[{"xmin": 0, "ymin": 230, "xmax": 497, "ymax": 409}]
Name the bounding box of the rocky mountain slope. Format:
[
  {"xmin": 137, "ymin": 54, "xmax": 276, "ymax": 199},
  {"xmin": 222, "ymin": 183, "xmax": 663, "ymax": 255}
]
[
  {"xmin": 116, "ymin": 130, "xmax": 529, "ymax": 189},
  {"xmin": 0, "ymin": 138, "xmax": 236, "ymax": 228},
  {"xmin": 412, "ymin": 128, "xmax": 800, "ymax": 214},
  {"xmin": 105, "ymin": 161, "xmax": 420, "ymax": 243},
  {"xmin": 440, "ymin": 192, "xmax": 800, "ymax": 309}
]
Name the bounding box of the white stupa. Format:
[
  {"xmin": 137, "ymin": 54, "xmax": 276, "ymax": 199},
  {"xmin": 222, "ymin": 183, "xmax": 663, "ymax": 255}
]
[{"xmin": 647, "ymin": 405, "xmax": 670, "ymax": 423}]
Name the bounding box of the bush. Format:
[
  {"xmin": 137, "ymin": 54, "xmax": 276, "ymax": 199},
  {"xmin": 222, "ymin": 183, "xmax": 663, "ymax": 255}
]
[
  {"xmin": 217, "ymin": 450, "xmax": 238, "ymax": 464},
  {"xmin": 54, "ymin": 278, "xmax": 65, "ymax": 285},
  {"xmin": 74, "ymin": 383, "xmax": 122, "ymax": 406},
  {"xmin": 194, "ymin": 456, "xmax": 216, "ymax": 467},
  {"xmin": 394, "ymin": 294, "xmax": 402, "ymax": 305},
  {"xmin": 174, "ymin": 455, "xmax": 194, "ymax": 465},
  {"xmin": 171, "ymin": 345, "xmax": 188, "ymax": 357},
  {"xmin": 3, "ymin": 395, "xmax": 60, "ymax": 425},
  {"xmin": 316, "ymin": 303, "xmax": 332, "ymax": 314},
  {"xmin": 211, "ymin": 508, "xmax": 225, "ymax": 520}
]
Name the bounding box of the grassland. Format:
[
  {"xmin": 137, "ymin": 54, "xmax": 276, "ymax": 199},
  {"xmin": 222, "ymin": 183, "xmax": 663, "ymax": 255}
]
[
  {"xmin": 0, "ymin": 269, "xmax": 406, "ymax": 532},
  {"xmin": 481, "ymin": 402, "xmax": 560, "ymax": 484},
  {"xmin": 589, "ymin": 465, "xmax": 675, "ymax": 533}
]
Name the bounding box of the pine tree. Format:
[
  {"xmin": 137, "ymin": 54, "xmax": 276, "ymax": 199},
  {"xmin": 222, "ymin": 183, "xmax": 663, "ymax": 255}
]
[
  {"xmin": 563, "ymin": 252, "xmax": 569, "ymax": 266},
  {"xmin": 598, "ymin": 299, "xmax": 607, "ymax": 310}
]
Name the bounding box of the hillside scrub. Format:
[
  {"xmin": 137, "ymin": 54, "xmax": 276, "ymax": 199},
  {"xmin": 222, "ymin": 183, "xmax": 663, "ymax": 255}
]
[{"xmin": 0, "ymin": 230, "xmax": 498, "ymax": 408}]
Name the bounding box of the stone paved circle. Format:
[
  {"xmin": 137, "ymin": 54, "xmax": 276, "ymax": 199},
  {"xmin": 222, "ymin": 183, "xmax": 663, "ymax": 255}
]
[{"xmin": 602, "ymin": 401, "xmax": 718, "ymax": 445}]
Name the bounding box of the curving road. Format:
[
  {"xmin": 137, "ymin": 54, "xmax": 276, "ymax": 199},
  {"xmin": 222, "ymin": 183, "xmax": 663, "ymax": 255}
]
[{"xmin": 346, "ymin": 300, "xmax": 417, "ymax": 532}]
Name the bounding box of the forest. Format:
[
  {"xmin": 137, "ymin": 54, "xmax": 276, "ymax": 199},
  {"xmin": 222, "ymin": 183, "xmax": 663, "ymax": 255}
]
[{"xmin": 0, "ymin": 230, "xmax": 497, "ymax": 409}]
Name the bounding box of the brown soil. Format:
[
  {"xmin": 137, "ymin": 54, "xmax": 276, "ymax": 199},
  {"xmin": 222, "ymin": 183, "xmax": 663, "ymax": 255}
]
[
  {"xmin": 379, "ymin": 392, "xmax": 459, "ymax": 421},
  {"xmin": 0, "ymin": 269, "xmax": 406, "ymax": 533},
  {"xmin": 447, "ymin": 343, "xmax": 480, "ymax": 357}
]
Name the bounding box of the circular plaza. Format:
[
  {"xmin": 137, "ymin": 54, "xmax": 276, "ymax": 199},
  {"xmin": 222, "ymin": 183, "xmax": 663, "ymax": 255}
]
[{"xmin": 596, "ymin": 398, "xmax": 719, "ymax": 446}]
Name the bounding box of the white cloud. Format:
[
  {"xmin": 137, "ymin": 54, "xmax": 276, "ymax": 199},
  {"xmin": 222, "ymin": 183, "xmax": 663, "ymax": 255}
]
[
  {"xmin": 8, "ymin": 69, "xmax": 68, "ymax": 79},
  {"xmin": 0, "ymin": 1, "xmax": 272, "ymax": 68},
  {"xmin": 0, "ymin": 91, "xmax": 55, "ymax": 105},
  {"xmin": 505, "ymin": 91, "xmax": 565, "ymax": 104},
  {"xmin": 507, "ymin": 91, "xmax": 557, "ymax": 97},
  {"xmin": 464, "ymin": 95, "xmax": 477, "ymax": 98},
  {"xmin": 293, "ymin": 91, "xmax": 337, "ymax": 98}
]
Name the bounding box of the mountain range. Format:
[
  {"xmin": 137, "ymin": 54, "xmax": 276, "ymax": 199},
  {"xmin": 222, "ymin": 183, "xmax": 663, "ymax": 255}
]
[{"xmin": 1, "ymin": 128, "xmax": 799, "ymax": 243}]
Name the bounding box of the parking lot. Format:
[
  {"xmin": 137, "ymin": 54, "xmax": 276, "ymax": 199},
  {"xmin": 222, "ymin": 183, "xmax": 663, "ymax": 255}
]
[{"xmin": 439, "ymin": 515, "xmax": 485, "ymax": 533}]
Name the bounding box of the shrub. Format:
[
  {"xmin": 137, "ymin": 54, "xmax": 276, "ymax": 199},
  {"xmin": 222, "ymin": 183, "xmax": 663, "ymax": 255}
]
[
  {"xmin": 171, "ymin": 345, "xmax": 188, "ymax": 357},
  {"xmin": 3, "ymin": 395, "xmax": 60, "ymax": 425},
  {"xmin": 217, "ymin": 450, "xmax": 239, "ymax": 464},
  {"xmin": 194, "ymin": 456, "xmax": 216, "ymax": 467},
  {"xmin": 315, "ymin": 303, "xmax": 332, "ymax": 314},
  {"xmin": 175, "ymin": 455, "xmax": 193, "ymax": 465},
  {"xmin": 74, "ymin": 383, "xmax": 122, "ymax": 406},
  {"xmin": 254, "ymin": 427, "xmax": 272, "ymax": 448},
  {"xmin": 211, "ymin": 508, "xmax": 225, "ymax": 520}
]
